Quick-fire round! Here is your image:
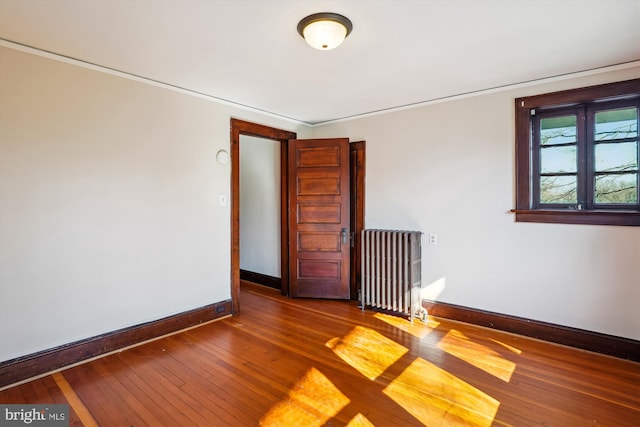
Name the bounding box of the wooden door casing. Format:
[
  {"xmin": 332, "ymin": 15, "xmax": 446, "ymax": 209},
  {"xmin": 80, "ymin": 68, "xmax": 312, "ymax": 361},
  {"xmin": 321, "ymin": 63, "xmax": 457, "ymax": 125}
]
[
  {"xmin": 349, "ymin": 141, "xmax": 365, "ymax": 300},
  {"xmin": 230, "ymin": 119, "xmax": 296, "ymax": 313}
]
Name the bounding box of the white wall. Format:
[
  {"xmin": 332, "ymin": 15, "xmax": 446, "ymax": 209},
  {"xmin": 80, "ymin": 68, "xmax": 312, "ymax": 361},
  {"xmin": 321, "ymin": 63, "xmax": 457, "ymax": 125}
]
[
  {"xmin": 0, "ymin": 46, "xmax": 309, "ymax": 362},
  {"xmin": 1, "ymin": 45, "xmax": 638, "ymax": 365},
  {"xmin": 312, "ymin": 67, "xmax": 640, "ymax": 340},
  {"xmin": 239, "ymin": 135, "xmax": 281, "ymax": 277}
]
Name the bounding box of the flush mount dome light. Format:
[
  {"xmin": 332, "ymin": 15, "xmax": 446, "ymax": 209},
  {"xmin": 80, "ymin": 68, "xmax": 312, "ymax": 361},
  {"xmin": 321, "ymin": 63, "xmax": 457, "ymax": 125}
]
[{"xmin": 297, "ymin": 12, "xmax": 353, "ymax": 50}]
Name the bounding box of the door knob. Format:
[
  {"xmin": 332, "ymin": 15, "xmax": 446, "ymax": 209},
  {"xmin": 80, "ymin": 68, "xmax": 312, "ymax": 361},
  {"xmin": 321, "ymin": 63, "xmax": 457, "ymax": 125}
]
[{"xmin": 341, "ymin": 228, "xmax": 348, "ymax": 244}]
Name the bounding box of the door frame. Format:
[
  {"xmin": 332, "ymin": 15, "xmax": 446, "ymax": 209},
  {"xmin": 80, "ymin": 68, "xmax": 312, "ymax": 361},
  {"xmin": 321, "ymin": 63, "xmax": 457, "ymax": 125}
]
[
  {"xmin": 350, "ymin": 141, "xmax": 366, "ymax": 300},
  {"xmin": 230, "ymin": 119, "xmax": 366, "ymax": 312},
  {"xmin": 230, "ymin": 119, "xmax": 296, "ymax": 314}
]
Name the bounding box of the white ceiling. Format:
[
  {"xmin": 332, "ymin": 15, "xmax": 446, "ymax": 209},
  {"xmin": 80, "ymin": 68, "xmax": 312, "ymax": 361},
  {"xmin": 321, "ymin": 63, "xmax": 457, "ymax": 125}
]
[{"xmin": 1, "ymin": 0, "xmax": 639, "ymax": 125}]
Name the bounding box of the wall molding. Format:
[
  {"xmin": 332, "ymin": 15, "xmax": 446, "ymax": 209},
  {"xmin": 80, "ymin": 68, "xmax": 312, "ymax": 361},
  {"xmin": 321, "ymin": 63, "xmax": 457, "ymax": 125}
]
[
  {"xmin": 3, "ymin": 39, "xmax": 638, "ymax": 127},
  {"xmin": 0, "ymin": 300, "xmax": 232, "ymax": 389},
  {"xmin": 0, "ymin": 39, "xmax": 307, "ymax": 126},
  {"xmin": 2, "ymin": 296, "xmax": 637, "ymax": 388},
  {"xmin": 240, "ymin": 269, "xmax": 281, "ymax": 290},
  {"xmin": 423, "ymin": 300, "xmax": 640, "ymax": 362}
]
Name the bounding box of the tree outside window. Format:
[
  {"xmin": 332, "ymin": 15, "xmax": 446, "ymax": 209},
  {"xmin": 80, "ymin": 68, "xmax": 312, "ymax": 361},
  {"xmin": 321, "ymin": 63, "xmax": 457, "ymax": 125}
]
[{"xmin": 514, "ymin": 79, "xmax": 640, "ymax": 226}]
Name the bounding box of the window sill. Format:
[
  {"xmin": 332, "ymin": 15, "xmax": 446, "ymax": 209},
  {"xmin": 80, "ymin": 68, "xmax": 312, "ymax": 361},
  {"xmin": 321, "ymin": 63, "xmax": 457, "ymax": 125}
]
[{"xmin": 511, "ymin": 209, "xmax": 640, "ymax": 226}]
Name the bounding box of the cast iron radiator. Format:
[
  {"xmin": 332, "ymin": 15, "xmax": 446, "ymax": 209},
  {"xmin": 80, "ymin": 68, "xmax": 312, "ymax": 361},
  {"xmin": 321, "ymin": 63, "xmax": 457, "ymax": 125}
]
[{"xmin": 360, "ymin": 229, "xmax": 425, "ymax": 320}]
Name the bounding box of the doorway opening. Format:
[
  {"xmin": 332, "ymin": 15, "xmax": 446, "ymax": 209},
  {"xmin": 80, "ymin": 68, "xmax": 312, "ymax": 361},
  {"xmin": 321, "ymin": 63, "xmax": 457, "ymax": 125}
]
[
  {"xmin": 239, "ymin": 135, "xmax": 282, "ymax": 290},
  {"xmin": 230, "ymin": 119, "xmax": 295, "ymax": 314},
  {"xmin": 230, "ymin": 119, "xmax": 365, "ymax": 313}
]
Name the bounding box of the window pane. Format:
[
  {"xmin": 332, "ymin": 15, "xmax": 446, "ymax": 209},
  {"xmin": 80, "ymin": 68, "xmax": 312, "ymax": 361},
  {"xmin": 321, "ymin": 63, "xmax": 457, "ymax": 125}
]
[
  {"xmin": 540, "ymin": 176, "xmax": 577, "ymax": 204},
  {"xmin": 595, "ymin": 173, "xmax": 638, "ymax": 204},
  {"xmin": 595, "ymin": 142, "xmax": 638, "ymax": 172},
  {"xmin": 595, "ymin": 107, "xmax": 638, "ymax": 141},
  {"xmin": 540, "ymin": 145, "xmax": 577, "ymax": 173},
  {"xmin": 540, "ymin": 115, "xmax": 577, "ymax": 145}
]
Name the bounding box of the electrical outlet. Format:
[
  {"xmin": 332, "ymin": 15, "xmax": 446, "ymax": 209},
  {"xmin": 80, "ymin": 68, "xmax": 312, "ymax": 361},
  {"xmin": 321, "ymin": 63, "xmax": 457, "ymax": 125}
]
[
  {"xmin": 215, "ymin": 306, "xmax": 226, "ymax": 313},
  {"xmin": 429, "ymin": 233, "xmax": 438, "ymax": 245}
]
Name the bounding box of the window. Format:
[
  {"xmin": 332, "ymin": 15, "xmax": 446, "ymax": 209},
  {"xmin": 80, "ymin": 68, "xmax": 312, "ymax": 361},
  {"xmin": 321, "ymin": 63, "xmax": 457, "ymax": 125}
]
[{"xmin": 514, "ymin": 79, "xmax": 640, "ymax": 226}]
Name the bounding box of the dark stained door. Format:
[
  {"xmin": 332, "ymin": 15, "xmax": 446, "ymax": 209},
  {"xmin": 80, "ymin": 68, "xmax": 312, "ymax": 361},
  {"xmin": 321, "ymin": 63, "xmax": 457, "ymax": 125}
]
[{"xmin": 288, "ymin": 138, "xmax": 350, "ymax": 299}]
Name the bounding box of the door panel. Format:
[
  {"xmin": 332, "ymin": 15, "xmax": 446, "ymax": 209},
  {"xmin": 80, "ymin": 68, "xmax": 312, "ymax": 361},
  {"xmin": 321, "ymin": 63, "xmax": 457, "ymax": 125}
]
[{"xmin": 289, "ymin": 138, "xmax": 350, "ymax": 299}]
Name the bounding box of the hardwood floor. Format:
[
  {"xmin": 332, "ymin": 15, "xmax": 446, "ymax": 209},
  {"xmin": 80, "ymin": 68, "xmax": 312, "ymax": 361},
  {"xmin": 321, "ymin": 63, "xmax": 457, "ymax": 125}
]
[{"xmin": 2, "ymin": 281, "xmax": 639, "ymax": 426}]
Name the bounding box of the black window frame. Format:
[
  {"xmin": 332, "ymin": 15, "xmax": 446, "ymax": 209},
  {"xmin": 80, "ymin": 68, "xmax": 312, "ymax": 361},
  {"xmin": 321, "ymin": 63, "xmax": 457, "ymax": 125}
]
[{"xmin": 514, "ymin": 79, "xmax": 640, "ymax": 226}]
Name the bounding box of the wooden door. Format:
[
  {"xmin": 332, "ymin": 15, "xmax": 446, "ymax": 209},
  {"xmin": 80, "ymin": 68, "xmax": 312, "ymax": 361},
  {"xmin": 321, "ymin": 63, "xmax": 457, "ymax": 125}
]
[{"xmin": 288, "ymin": 138, "xmax": 350, "ymax": 299}]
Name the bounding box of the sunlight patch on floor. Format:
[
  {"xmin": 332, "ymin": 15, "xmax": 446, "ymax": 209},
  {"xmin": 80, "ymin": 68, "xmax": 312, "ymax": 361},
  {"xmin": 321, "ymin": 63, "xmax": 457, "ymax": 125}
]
[
  {"xmin": 260, "ymin": 367, "xmax": 349, "ymax": 427},
  {"xmin": 346, "ymin": 413, "xmax": 376, "ymax": 426},
  {"xmin": 326, "ymin": 326, "xmax": 408, "ymax": 380},
  {"xmin": 489, "ymin": 338, "xmax": 523, "ymax": 355},
  {"xmin": 383, "ymin": 358, "xmax": 500, "ymax": 427},
  {"xmin": 373, "ymin": 312, "xmax": 440, "ymax": 338},
  {"xmin": 437, "ymin": 329, "xmax": 517, "ymax": 382}
]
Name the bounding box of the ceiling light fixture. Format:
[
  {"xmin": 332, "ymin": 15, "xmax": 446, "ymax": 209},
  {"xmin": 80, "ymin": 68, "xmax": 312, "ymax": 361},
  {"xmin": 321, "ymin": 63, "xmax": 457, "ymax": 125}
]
[{"xmin": 297, "ymin": 12, "xmax": 353, "ymax": 50}]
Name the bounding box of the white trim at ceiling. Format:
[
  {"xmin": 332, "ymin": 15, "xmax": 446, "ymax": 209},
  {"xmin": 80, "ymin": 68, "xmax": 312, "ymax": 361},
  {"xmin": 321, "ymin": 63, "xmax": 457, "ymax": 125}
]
[
  {"xmin": 320, "ymin": 60, "xmax": 640, "ymax": 126},
  {"xmin": 0, "ymin": 39, "xmax": 308, "ymax": 126},
  {"xmin": 2, "ymin": 39, "xmax": 639, "ymax": 127}
]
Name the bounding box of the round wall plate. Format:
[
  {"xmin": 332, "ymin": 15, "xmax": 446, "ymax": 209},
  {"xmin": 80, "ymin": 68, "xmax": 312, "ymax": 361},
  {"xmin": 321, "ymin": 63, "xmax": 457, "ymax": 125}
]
[{"xmin": 216, "ymin": 149, "xmax": 230, "ymax": 165}]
